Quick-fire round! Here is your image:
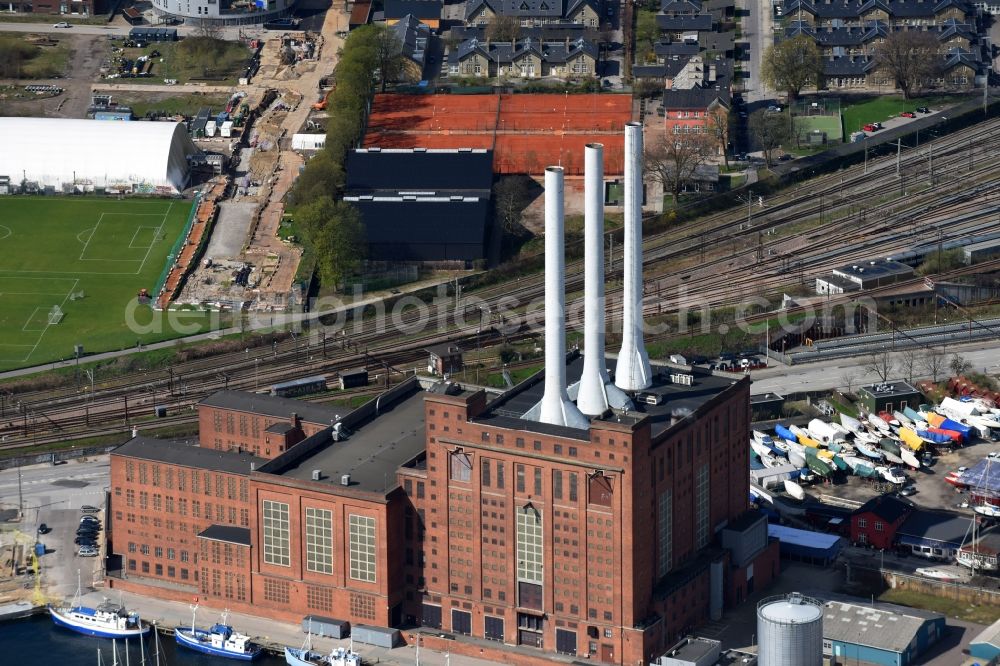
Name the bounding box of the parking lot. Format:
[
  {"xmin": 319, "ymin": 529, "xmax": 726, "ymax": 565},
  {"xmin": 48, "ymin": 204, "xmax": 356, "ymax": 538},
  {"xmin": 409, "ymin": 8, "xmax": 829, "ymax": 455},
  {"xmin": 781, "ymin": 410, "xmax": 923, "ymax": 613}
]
[{"xmin": 799, "ymin": 436, "xmax": 1000, "ymax": 515}]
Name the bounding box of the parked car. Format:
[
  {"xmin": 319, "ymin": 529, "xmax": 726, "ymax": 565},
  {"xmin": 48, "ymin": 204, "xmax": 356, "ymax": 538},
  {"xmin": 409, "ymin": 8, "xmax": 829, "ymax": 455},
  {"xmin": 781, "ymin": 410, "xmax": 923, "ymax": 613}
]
[
  {"xmin": 863, "ymin": 122, "xmax": 882, "ymax": 132},
  {"xmin": 75, "ymin": 536, "xmax": 97, "ymax": 546},
  {"xmin": 766, "ymin": 105, "xmax": 782, "ymax": 113},
  {"xmin": 78, "ymin": 546, "xmax": 99, "ymax": 557},
  {"xmin": 81, "ymin": 505, "xmax": 100, "ymax": 514},
  {"xmin": 80, "ymin": 515, "xmax": 100, "ymax": 524},
  {"xmin": 916, "ymin": 106, "xmax": 930, "ymax": 113},
  {"xmin": 778, "ymin": 153, "xmax": 793, "ymax": 161},
  {"xmin": 52, "ymin": 21, "xmax": 70, "ymax": 28},
  {"xmin": 37, "ymin": 523, "xmax": 51, "ymax": 535},
  {"xmin": 899, "ymin": 486, "xmax": 917, "ymax": 496},
  {"xmin": 900, "ymin": 111, "xmax": 916, "ymax": 118}
]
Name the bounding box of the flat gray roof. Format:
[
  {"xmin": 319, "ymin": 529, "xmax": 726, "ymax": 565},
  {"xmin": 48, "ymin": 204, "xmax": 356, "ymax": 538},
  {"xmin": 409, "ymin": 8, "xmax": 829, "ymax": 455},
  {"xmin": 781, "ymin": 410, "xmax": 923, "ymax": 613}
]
[
  {"xmin": 112, "ymin": 436, "xmax": 264, "ymax": 475},
  {"xmin": 858, "ymin": 380, "xmax": 919, "ymax": 398},
  {"xmin": 478, "ymin": 354, "xmax": 744, "ymax": 440},
  {"xmin": 264, "ymin": 387, "xmax": 426, "ymax": 495},
  {"xmin": 198, "ymin": 525, "xmax": 251, "ymax": 546},
  {"xmin": 809, "ymin": 590, "xmax": 942, "ymax": 654},
  {"xmin": 200, "ymin": 390, "xmax": 340, "ymax": 426}
]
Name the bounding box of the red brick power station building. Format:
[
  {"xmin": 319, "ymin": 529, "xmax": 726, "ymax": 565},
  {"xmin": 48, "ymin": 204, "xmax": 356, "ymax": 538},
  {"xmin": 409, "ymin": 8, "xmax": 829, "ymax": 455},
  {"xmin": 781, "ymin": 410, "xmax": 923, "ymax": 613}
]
[{"xmin": 108, "ymin": 359, "xmax": 778, "ymax": 665}]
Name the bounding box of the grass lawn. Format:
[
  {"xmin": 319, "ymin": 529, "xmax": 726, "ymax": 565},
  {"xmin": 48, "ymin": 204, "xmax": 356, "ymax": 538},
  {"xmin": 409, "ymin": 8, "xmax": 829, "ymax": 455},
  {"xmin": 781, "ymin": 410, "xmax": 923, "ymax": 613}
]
[
  {"xmin": 841, "ymin": 94, "xmax": 968, "ymax": 137},
  {"xmin": 793, "ymin": 113, "xmax": 844, "ymax": 143},
  {"xmin": 879, "ymin": 588, "xmax": 1000, "ymax": 625},
  {"xmin": 110, "ymin": 37, "xmax": 250, "ymax": 85},
  {"xmin": 116, "ymin": 93, "xmax": 230, "ymax": 118},
  {"xmin": 0, "ymin": 197, "xmax": 217, "ymax": 372},
  {"xmin": 0, "ymin": 35, "xmax": 70, "ymax": 79}
]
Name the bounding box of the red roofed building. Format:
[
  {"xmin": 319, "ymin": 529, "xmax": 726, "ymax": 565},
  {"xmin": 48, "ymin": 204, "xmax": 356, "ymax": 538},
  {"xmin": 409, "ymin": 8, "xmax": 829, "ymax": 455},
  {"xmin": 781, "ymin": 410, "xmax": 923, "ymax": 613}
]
[{"xmin": 851, "ymin": 495, "xmax": 912, "ymax": 551}]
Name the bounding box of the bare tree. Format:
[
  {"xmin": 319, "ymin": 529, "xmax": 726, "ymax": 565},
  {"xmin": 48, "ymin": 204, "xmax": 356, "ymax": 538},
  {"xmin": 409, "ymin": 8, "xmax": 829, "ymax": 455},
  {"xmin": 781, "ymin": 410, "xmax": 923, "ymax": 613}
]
[
  {"xmin": 864, "ymin": 349, "xmax": 896, "ymax": 382},
  {"xmin": 493, "ymin": 175, "xmax": 533, "ymax": 233},
  {"xmin": 644, "ymin": 133, "xmax": 712, "ymax": 202},
  {"xmin": 193, "ymin": 19, "xmax": 224, "ymax": 40},
  {"xmin": 373, "ymin": 24, "xmax": 405, "ymax": 92},
  {"xmin": 898, "ymin": 348, "xmax": 919, "ymax": 383},
  {"xmin": 875, "ymin": 31, "xmax": 941, "ymax": 100},
  {"xmin": 486, "ymin": 15, "xmax": 521, "ymax": 42},
  {"xmin": 748, "ymin": 109, "xmax": 790, "ymax": 168},
  {"xmin": 840, "ymin": 370, "xmax": 858, "ymax": 395},
  {"xmin": 921, "ymin": 348, "xmax": 947, "ymax": 382},
  {"xmin": 705, "ymin": 105, "xmax": 732, "ymax": 170},
  {"xmin": 950, "ymin": 353, "xmax": 973, "ymax": 378},
  {"xmin": 761, "ymin": 34, "xmax": 824, "ymax": 101}
]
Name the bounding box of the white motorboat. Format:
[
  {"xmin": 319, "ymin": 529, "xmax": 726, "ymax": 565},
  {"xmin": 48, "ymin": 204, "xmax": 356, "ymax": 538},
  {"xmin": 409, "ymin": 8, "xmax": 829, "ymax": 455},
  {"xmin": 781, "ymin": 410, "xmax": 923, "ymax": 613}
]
[{"xmin": 784, "ymin": 479, "xmax": 805, "ymax": 500}]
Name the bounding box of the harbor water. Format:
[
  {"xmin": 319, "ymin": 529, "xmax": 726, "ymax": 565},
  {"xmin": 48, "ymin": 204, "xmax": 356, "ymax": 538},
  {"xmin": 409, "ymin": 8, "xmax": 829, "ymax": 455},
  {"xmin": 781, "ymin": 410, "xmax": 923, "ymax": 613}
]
[{"xmin": 0, "ymin": 614, "xmax": 288, "ymax": 666}]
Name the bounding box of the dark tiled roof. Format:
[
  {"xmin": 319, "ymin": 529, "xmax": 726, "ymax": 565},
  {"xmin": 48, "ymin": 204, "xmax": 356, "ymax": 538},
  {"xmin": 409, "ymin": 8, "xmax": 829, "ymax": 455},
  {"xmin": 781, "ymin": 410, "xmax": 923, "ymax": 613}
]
[
  {"xmin": 660, "ymin": 0, "xmax": 702, "ymax": 13},
  {"xmin": 854, "ymin": 495, "xmax": 912, "ymax": 523},
  {"xmin": 898, "ymin": 509, "xmax": 973, "ymax": 546},
  {"xmin": 452, "ymin": 36, "xmax": 598, "ymax": 64},
  {"xmin": 654, "ymin": 40, "xmax": 701, "ymax": 58},
  {"xmin": 200, "ymin": 390, "xmax": 340, "ymax": 427},
  {"xmin": 384, "ymin": 0, "xmax": 442, "ymax": 20},
  {"xmin": 198, "ymin": 525, "xmax": 251, "ymax": 546},
  {"xmin": 822, "ymin": 57, "xmax": 877, "ymax": 76},
  {"xmin": 782, "ymin": 0, "xmax": 972, "ymax": 19},
  {"xmin": 465, "ymin": 0, "xmax": 562, "ymax": 21},
  {"xmin": 346, "ymin": 148, "xmax": 494, "ymax": 192},
  {"xmin": 391, "ymin": 14, "xmax": 431, "ymax": 64},
  {"xmin": 112, "ymin": 436, "xmax": 264, "ymax": 475},
  {"xmin": 662, "ymin": 86, "xmax": 730, "ymax": 110}
]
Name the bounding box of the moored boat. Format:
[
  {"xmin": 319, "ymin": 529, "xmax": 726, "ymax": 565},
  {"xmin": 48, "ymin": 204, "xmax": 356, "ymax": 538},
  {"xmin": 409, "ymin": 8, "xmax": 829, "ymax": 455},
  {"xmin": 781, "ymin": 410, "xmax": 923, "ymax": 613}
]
[
  {"xmin": 50, "ymin": 576, "xmax": 149, "ymax": 640},
  {"xmin": 784, "ymin": 479, "xmax": 805, "ymax": 500},
  {"xmin": 900, "ymin": 448, "xmax": 921, "ymax": 469},
  {"xmin": 854, "ymin": 442, "xmax": 884, "ymax": 461},
  {"xmin": 176, "ymin": 608, "xmax": 262, "ymax": 661}
]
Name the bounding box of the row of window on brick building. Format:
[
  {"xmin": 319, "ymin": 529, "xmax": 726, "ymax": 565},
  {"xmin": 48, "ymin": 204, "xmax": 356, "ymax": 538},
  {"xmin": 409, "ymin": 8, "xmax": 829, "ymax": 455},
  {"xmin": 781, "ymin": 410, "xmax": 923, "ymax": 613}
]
[{"xmin": 124, "ymin": 461, "xmax": 249, "ymax": 501}]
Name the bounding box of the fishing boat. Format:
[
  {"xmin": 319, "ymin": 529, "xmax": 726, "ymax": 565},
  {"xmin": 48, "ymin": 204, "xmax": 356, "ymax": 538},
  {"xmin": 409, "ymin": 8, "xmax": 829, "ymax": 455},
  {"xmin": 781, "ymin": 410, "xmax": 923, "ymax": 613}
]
[
  {"xmin": 893, "ymin": 411, "xmax": 914, "ymax": 427},
  {"xmin": 798, "ymin": 468, "xmax": 815, "ymax": 483},
  {"xmin": 783, "ymin": 479, "xmax": 805, "ymax": 500},
  {"xmin": 753, "ymin": 430, "xmax": 776, "ymax": 446},
  {"xmin": 285, "ymin": 644, "xmax": 361, "ymax": 666},
  {"xmin": 831, "ymin": 455, "xmax": 849, "ymax": 472},
  {"xmin": 868, "ymin": 414, "xmax": 891, "ymax": 433},
  {"xmin": 974, "ymin": 503, "xmax": 1000, "ymax": 519},
  {"xmin": 750, "ymin": 439, "xmax": 775, "ymax": 459},
  {"xmin": 900, "ymin": 448, "xmax": 921, "ymax": 469},
  {"xmin": 775, "ymin": 424, "xmax": 797, "ymax": 444},
  {"xmin": 854, "ymin": 442, "xmax": 884, "ymax": 461},
  {"xmin": 50, "ymin": 575, "xmax": 150, "ymax": 639},
  {"xmin": 771, "ymin": 439, "xmax": 791, "ymax": 455},
  {"xmin": 882, "ymin": 450, "xmax": 905, "ymax": 465},
  {"xmin": 805, "ymin": 454, "xmax": 832, "ymax": 477},
  {"xmin": 877, "ymin": 466, "xmax": 906, "ymax": 485},
  {"xmin": 176, "ymin": 607, "xmax": 262, "ymax": 661},
  {"xmin": 903, "ymin": 405, "xmax": 925, "ymax": 424},
  {"xmin": 760, "ymin": 453, "xmax": 785, "ymax": 469},
  {"xmin": 879, "ymin": 437, "xmax": 902, "ymax": 456},
  {"xmin": 841, "ymin": 455, "xmax": 877, "ymax": 478}
]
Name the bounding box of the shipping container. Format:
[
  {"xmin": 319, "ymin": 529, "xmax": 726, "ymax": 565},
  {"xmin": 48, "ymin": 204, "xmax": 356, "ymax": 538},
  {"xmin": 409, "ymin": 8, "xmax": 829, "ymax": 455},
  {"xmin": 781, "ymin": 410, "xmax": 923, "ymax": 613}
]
[
  {"xmin": 351, "ymin": 624, "xmax": 398, "ymax": 648},
  {"xmin": 301, "ymin": 615, "xmax": 349, "ymax": 639}
]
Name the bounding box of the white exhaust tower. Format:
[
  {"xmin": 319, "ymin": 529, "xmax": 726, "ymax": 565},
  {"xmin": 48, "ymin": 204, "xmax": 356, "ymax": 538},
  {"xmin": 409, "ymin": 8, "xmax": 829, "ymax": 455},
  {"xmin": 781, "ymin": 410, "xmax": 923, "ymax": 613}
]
[
  {"xmin": 575, "ymin": 143, "xmax": 632, "ymax": 416},
  {"xmin": 524, "ymin": 166, "xmax": 588, "ymax": 429},
  {"xmin": 615, "ymin": 122, "xmax": 652, "ymax": 391}
]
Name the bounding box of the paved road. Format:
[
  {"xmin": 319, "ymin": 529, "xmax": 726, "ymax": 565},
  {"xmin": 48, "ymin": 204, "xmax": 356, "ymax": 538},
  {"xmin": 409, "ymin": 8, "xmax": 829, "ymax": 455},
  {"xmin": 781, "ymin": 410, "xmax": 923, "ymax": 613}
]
[
  {"xmin": 742, "ymin": 0, "xmax": 770, "ymax": 103},
  {"xmin": 0, "ymin": 20, "xmax": 251, "ymax": 41},
  {"xmin": 748, "ymin": 340, "xmax": 1000, "ymax": 395}
]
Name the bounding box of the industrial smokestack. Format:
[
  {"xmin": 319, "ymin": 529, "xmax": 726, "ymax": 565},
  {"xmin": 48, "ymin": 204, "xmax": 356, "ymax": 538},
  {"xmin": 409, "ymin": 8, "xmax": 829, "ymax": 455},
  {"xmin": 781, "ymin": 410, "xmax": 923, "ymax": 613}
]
[
  {"xmin": 575, "ymin": 143, "xmax": 632, "ymax": 416},
  {"xmin": 615, "ymin": 122, "xmax": 652, "ymax": 392},
  {"xmin": 525, "ymin": 166, "xmax": 588, "ymax": 429}
]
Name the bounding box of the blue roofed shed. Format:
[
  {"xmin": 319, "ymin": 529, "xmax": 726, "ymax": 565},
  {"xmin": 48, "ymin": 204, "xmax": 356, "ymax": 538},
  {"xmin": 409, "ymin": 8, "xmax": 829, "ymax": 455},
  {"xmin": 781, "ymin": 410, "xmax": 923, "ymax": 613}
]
[
  {"xmin": 969, "ymin": 617, "xmax": 1000, "ymax": 661},
  {"xmin": 767, "ymin": 523, "xmax": 842, "ymax": 565}
]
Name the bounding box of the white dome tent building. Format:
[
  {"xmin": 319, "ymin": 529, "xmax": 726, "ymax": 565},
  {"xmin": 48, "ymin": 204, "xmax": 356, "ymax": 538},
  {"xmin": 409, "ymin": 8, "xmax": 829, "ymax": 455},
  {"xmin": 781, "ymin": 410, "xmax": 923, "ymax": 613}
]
[{"xmin": 0, "ymin": 118, "xmax": 199, "ymax": 195}]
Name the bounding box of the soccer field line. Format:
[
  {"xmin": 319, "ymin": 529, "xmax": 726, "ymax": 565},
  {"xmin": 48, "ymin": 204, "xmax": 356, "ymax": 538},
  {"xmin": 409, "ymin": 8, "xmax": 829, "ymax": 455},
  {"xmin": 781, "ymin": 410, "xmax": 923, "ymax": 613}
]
[
  {"xmin": 135, "ymin": 201, "xmax": 173, "ymax": 276},
  {"xmin": 21, "ymin": 307, "xmax": 46, "ymax": 332},
  {"xmin": 21, "ymin": 278, "xmax": 80, "ymax": 364},
  {"xmin": 77, "ymin": 213, "xmax": 103, "ymax": 261},
  {"xmin": 128, "ymin": 226, "xmax": 157, "ymax": 250}
]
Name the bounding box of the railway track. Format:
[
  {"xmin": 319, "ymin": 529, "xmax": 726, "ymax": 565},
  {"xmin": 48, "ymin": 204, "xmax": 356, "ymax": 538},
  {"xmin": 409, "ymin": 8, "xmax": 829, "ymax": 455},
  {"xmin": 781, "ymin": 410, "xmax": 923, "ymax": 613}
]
[{"xmin": 4, "ymin": 116, "xmax": 1000, "ymax": 449}]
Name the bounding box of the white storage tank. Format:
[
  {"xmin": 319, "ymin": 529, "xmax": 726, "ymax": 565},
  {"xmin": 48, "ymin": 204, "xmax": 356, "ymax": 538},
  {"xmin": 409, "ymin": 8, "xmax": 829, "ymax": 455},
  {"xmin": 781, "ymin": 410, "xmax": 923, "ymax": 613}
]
[{"xmin": 757, "ymin": 592, "xmax": 823, "ymax": 666}]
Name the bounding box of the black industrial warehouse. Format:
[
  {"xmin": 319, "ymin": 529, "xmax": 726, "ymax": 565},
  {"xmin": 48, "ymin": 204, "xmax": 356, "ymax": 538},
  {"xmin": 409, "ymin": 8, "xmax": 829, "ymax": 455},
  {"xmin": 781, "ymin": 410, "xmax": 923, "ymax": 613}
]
[{"xmin": 343, "ymin": 148, "xmax": 494, "ymax": 263}]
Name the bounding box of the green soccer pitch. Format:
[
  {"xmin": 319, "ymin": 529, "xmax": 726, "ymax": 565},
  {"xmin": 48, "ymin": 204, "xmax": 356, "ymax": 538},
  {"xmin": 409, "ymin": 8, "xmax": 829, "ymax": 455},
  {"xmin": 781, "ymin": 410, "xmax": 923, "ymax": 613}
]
[{"xmin": 0, "ymin": 196, "xmax": 204, "ymax": 372}]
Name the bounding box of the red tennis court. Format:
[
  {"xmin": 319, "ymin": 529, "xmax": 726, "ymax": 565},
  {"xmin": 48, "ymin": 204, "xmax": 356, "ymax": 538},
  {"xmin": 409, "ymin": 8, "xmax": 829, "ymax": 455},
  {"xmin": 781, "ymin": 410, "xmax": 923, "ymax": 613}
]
[{"xmin": 363, "ymin": 93, "xmax": 632, "ymax": 175}]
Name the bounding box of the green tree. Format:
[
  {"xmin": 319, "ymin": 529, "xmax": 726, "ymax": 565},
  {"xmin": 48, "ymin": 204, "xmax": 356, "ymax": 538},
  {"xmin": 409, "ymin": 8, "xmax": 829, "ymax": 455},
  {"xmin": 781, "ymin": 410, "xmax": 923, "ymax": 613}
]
[
  {"xmin": 289, "ymin": 152, "xmax": 345, "ymax": 207},
  {"xmin": 635, "ymin": 10, "xmax": 659, "ymax": 60},
  {"xmin": 705, "ymin": 106, "xmax": 732, "ymax": 170},
  {"xmin": 486, "ymin": 15, "xmax": 521, "ymax": 42},
  {"xmin": 644, "ymin": 133, "xmax": 713, "ymax": 202},
  {"xmin": 875, "ymin": 31, "xmax": 941, "ymax": 100},
  {"xmin": 296, "ymin": 196, "xmax": 366, "ymax": 287},
  {"xmin": 917, "ymin": 248, "xmax": 965, "ymax": 275},
  {"xmin": 748, "ymin": 109, "xmax": 790, "ymax": 167},
  {"xmin": 761, "ymin": 35, "xmax": 823, "ymax": 100}
]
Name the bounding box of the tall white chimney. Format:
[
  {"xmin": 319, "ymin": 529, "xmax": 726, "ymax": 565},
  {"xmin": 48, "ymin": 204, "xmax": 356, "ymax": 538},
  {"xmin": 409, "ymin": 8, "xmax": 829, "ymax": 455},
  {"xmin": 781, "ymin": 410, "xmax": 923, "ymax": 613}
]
[
  {"xmin": 576, "ymin": 143, "xmax": 632, "ymax": 416},
  {"xmin": 533, "ymin": 166, "xmax": 588, "ymax": 429},
  {"xmin": 615, "ymin": 122, "xmax": 652, "ymax": 392}
]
